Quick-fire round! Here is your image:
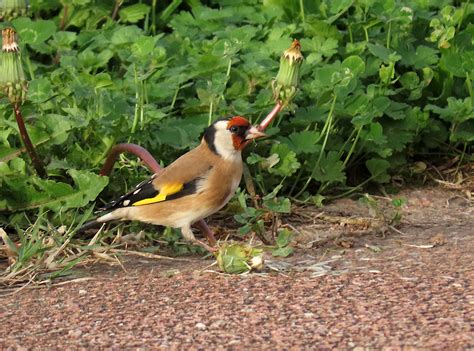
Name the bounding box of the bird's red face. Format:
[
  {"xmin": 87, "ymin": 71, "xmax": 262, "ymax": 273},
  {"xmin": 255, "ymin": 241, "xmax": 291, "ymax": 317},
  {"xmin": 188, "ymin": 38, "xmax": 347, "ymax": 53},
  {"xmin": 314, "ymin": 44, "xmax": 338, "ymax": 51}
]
[{"xmin": 227, "ymin": 116, "xmax": 266, "ymax": 150}]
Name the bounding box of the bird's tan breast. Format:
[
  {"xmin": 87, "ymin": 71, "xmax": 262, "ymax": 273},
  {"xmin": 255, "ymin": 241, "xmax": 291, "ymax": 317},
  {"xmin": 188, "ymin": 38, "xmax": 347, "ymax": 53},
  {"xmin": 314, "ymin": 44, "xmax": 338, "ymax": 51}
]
[{"xmin": 203, "ymin": 159, "xmax": 243, "ymax": 210}]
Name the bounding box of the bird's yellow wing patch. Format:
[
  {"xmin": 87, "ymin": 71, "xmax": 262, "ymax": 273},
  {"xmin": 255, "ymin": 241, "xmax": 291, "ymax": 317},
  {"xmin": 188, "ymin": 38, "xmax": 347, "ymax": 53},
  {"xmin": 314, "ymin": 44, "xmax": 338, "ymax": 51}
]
[{"xmin": 132, "ymin": 183, "xmax": 183, "ymax": 206}]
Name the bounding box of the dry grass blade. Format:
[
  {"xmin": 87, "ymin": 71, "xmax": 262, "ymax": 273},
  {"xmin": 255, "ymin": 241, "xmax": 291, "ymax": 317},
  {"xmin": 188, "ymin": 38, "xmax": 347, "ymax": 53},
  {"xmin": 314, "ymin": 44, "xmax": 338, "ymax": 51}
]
[
  {"xmin": 109, "ymin": 249, "xmax": 190, "ymax": 261},
  {"xmin": 43, "ymin": 235, "xmax": 73, "ymax": 268},
  {"xmin": 0, "ymin": 273, "xmax": 38, "ymax": 297},
  {"xmin": 0, "ymin": 228, "xmax": 19, "ymax": 264}
]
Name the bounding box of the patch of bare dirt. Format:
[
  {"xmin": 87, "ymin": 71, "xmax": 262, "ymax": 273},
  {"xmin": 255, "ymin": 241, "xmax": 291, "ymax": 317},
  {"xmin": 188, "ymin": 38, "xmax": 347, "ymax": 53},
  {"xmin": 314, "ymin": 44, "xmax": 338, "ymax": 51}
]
[{"xmin": 0, "ymin": 186, "xmax": 473, "ymax": 349}]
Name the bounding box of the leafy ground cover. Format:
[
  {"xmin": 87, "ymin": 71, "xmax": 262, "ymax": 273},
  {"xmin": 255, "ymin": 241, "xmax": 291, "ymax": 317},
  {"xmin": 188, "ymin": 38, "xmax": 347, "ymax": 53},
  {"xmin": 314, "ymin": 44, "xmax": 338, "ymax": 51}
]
[{"xmin": 0, "ymin": 0, "xmax": 473, "ymax": 280}]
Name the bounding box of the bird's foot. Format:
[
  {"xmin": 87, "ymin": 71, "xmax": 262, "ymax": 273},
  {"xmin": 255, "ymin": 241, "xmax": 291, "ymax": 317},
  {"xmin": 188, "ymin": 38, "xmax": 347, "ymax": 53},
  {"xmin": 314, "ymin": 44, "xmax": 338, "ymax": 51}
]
[
  {"xmin": 194, "ymin": 220, "xmax": 217, "ymax": 246},
  {"xmin": 193, "ymin": 239, "xmax": 218, "ymax": 253}
]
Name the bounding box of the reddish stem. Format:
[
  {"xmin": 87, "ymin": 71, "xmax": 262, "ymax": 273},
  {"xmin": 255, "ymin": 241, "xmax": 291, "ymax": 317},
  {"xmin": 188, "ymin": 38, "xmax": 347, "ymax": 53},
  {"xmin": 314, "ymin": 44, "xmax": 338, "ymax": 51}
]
[
  {"xmin": 100, "ymin": 143, "xmax": 161, "ymax": 175},
  {"xmin": 111, "ymin": 0, "xmax": 122, "ymax": 21},
  {"xmin": 59, "ymin": 4, "xmax": 69, "ymax": 30},
  {"xmin": 258, "ymin": 101, "xmax": 283, "ymax": 131},
  {"xmin": 13, "ymin": 103, "xmax": 46, "ymax": 178},
  {"xmin": 99, "ymin": 143, "xmax": 216, "ymax": 245}
]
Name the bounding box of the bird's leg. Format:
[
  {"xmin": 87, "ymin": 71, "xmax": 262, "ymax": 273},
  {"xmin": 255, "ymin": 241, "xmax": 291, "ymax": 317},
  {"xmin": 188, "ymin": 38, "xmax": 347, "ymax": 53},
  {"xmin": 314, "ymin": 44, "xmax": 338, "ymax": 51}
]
[
  {"xmin": 194, "ymin": 220, "xmax": 217, "ymax": 246},
  {"xmin": 181, "ymin": 226, "xmax": 217, "ymax": 253}
]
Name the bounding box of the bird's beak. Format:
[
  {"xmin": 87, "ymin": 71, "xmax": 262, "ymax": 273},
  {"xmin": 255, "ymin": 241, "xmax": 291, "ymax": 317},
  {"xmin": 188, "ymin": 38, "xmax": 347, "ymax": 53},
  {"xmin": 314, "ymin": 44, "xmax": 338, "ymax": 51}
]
[{"xmin": 245, "ymin": 126, "xmax": 266, "ymax": 140}]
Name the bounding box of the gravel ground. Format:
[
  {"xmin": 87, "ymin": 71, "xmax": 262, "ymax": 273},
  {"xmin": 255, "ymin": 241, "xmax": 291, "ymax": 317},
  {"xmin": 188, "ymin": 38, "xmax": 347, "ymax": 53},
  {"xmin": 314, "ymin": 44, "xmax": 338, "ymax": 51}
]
[{"xmin": 1, "ymin": 187, "xmax": 473, "ymax": 349}]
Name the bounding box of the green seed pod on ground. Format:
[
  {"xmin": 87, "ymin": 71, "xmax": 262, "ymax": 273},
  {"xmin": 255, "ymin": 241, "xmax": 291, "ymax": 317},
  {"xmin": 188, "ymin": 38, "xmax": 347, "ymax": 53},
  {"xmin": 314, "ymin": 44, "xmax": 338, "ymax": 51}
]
[
  {"xmin": 272, "ymin": 39, "xmax": 303, "ymax": 105},
  {"xmin": 216, "ymin": 242, "xmax": 264, "ymax": 274},
  {"xmin": 0, "ymin": 0, "xmax": 28, "ymax": 20},
  {"xmin": 0, "ymin": 27, "xmax": 28, "ymax": 104}
]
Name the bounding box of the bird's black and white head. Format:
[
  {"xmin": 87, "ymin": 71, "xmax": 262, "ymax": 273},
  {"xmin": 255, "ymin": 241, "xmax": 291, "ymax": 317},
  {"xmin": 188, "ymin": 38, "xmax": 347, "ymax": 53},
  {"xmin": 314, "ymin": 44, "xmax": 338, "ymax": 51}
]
[{"xmin": 203, "ymin": 116, "xmax": 266, "ymax": 160}]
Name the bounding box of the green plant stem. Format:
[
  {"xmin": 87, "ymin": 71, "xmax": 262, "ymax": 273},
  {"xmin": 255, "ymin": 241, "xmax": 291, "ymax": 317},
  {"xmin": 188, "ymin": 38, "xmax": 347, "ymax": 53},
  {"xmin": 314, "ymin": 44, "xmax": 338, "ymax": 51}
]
[
  {"xmin": 294, "ymin": 94, "xmax": 337, "ymax": 198},
  {"xmin": 215, "ymin": 58, "xmax": 233, "ymax": 108},
  {"xmin": 342, "ymin": 125, "xmax": 362, "ymax": 167},
  {"xmin": 386, "ymin": 21, "xmax": 391, "ymax": 48},
  {"xmin": 466, "ymin": 72, "xmax": 473, "ymax": 104},
  {"xmin": 454, "ymin": 142, "xmax": 467, "ymax": 175},
  {"xmin": 299, "ymin": 0, "xmax": 305, "ymax": 24},
  {"xmin": 208, "ymin": 99, "xmax": 214, "ymax": 126},
  {"xmin": 140, "ymin": 81, "xmax": 145, "ymax": 129},
  {"xmin": 23, "ymin": 49, "xmax": 35, "ymax": 80},
  {"xmin": 288, "ymin": 162, "xmax": 306, "ymax": 196},
  {"xmin": 317, "ymin": 181, "xmax": 330, "ymax": 195},
  {"xmin": 226, "ymin": 57, "xmax": 232, "ymax": 77},
  {"xmin": 131, "ymin": 64, "xmax": 140, "ymax": 136},
  {"xmin": 160, "ymin": 0, "xmax": 183, "ymax": 23},
  {"xmin": 337, "ymin": 127, "xmax": 355, "ymax": 158},
  {"xmin": 315, "ymin": 95, "xmax": 337, "ymax": 168},
  {"xmin": 170, "ymin": 84, "xmax": 180, "ymax": 110},
  {"xmin": 327, "ymin": 173, "xmax": 380, "ymax": 200},
  {"xmin": 150, "ymin": 0, "xmax": 157, "ymax": 35},
  {"xmin": 456, "ymin": 1, "xmax": 469, "ymax": 31},
  {"xmin": 144, "ymin": 12, "xmax": 150, "ymax": 33},
  {"xmin": 363, "ymin": 26, "xmax": 369, "ymax": 42},
  {"xmin": 13, "ymin": 103, "xmax": 46, "ymax": 178}
]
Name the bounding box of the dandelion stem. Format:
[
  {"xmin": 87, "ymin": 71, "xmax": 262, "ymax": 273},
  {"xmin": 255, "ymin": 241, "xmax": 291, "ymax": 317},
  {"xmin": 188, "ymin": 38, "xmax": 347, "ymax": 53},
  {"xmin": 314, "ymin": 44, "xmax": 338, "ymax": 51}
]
[{"xmin": 13, "ymin": 103, "xmax": 46, "ymax": 178}]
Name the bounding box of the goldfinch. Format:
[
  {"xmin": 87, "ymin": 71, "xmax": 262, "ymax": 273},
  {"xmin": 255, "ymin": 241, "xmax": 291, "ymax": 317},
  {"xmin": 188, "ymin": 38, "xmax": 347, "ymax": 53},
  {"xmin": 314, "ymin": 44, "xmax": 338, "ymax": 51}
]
[{"xmin": 79, "ymin": 116, "xmax": 265, "ymax": 251}]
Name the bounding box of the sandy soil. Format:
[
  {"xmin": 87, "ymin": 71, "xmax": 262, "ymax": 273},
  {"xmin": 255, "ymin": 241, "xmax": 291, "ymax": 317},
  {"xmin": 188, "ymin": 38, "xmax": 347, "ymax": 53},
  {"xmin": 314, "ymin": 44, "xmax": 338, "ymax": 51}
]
[{"xmin": 1, "ymin": 187, "xmax": 473, "ymax": 349}]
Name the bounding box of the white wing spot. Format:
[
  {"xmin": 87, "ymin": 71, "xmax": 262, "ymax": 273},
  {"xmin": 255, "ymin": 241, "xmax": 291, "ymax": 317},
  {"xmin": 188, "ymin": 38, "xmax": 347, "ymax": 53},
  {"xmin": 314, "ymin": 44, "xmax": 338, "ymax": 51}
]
[
  {"xmin": 123, "ymin": 200, "xmax": 130, "ymax": 206},
  {"xmin": 133, "ymin": 188, "xmax": 141, "ymax": 195}
]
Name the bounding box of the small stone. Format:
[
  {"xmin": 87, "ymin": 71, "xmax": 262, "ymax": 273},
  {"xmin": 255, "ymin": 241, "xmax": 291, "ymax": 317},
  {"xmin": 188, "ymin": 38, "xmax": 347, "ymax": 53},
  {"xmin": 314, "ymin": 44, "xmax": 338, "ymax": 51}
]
[
  {"xmin": 78, "ymin": 289, "xmax": 87, "ymax": 296},
  {"xmin": 68, "ymin": 329, "xmax": 82, "ymax": 338},
  {"xmin": 195, "ymin": 322, "xmax": 206, "ymax": 330}
]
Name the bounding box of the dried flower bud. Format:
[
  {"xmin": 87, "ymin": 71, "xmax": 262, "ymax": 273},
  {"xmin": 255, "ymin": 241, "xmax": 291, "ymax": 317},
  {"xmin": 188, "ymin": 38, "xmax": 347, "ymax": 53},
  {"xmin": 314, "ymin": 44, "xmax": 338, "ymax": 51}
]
[
  {"xmin": 0, "ymin": 0, "xmax": 29, "ymax": 20},
  {"xmin": 0, "ymin": 27, "xmax": 28, "ymax": 103},
  {"xmin": 272, "ymin": 39, "xmax": 303, "ymax": 105},
  {"xmin": 216, "ymin": 242, "xmax": 264, "ymax": 274}
]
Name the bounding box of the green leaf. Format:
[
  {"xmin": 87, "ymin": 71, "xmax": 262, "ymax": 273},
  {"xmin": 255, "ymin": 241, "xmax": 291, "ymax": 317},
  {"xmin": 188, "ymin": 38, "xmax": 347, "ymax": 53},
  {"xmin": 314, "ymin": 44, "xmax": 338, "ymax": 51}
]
[
  {"xmin": 276, "ymin": 228, "xmax": 293, "ymax": 248},
  {"xmin": 263, "ymin": 197, "xmax": 291, "ymax": 213},
  {"xmin": 269, "ymin": 144, "xmax": 301, "ymax": 177},
  {"xmin": 342, "ymin": 55, "xmax": 365, "ymax": 76},
  {"xmin": 311, "ymin": 194, "xmax": 326, "ymax": 207},
  {"xmin": 50, "ymin": 31, "xmax": 77, "ymax": 50},
  {"xmin": 12, "ymin": 18, "xmax": 57, "ymax": 45},
  {"xmin": 1, "ymin": 170, "xmax": 108, "ymax": 212},
  {"xmin": 366, "ymin": 158, "xmax": 391, "ymax": 183},
  {"xmin": 119, "ymin": 4, "xmax": 151, "ymax": 23},
  {"xmin": 329, "ymin": 0, "xmax": 352, "ymax": 14},
  {"xmin": 439, "ymin": 51, "xmax": 474, "ymax": 77},
  {"xmin": 367, "ymin": 43, "xmax": 400, "ymax": 63},
  {"xmin": 28, "ymin": 78, "xmax": 53, "ymax": 104},
  {"xmin": 311, "ymin": 151, "xmax": 346, "ymax": 183},
  {"xmin": 282, "ymin": 130, "xmax": 321, "ymax": 154},
  {"xmin": 391, "ymin": 198, "xmax": 407, "ymax": 208},
  {"xmin": 364, "ymin": 122, "xmax": 387, "ymax": 145},
  {"xmin": 400, "ymin": 72, "xmax": 420, "ymax": 90},
  {"xmin": 111, "ymin": 25, "xmax": 143, "ymax": 45},
  {"xmin": 401, "ymin": 45, "xmax": 439, "ymax": 69},
  {"xmin": 131, "ymin": 36, "xmax": 158, "ymax": 59},
  {"xmin": 272, "ymin": 246, "xmax": 294, "ymax": 257}
]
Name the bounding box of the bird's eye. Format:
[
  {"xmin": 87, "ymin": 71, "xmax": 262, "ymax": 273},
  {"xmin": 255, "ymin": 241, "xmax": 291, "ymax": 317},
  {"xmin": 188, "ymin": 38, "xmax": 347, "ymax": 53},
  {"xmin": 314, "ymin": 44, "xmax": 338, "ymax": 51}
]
[{"xmin": 230, "ymin": 125, "xmax": 239, "ymax": 133}]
